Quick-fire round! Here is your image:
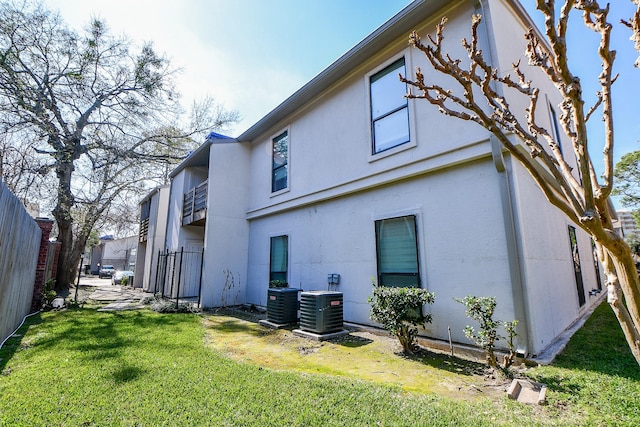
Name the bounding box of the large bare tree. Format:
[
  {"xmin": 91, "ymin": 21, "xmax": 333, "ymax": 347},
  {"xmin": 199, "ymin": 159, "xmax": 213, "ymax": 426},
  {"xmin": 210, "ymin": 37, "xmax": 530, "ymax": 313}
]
[
  {"xmin": 0, "ymin": 1, "xmax": 237, "ymax": 290},
  {"xmin": 401, "ymin": 0, "xmax": 640, "ymax": 364}
]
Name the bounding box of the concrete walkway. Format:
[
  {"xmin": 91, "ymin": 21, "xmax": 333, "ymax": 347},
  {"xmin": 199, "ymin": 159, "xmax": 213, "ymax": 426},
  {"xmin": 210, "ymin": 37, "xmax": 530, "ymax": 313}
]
[
  {"xmin": 77, "ymin": 275, "xmax": 154, "ymax": 311},
  {"xmin": 93, "ymin": 286, "xmax": 153, "ymax": 311}
]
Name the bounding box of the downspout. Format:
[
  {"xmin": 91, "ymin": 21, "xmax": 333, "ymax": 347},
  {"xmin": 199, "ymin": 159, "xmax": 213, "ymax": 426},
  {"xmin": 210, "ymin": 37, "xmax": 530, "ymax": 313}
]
[{"xmin": 474, "ymin": 0, "xmax": 533, "ymax": 356}]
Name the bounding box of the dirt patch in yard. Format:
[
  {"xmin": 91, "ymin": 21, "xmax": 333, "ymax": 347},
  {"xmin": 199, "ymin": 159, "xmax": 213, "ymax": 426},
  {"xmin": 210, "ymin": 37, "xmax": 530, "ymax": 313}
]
[{"xmin": 202, "ymin": 309, "xmax": 518, "ymax": 401}]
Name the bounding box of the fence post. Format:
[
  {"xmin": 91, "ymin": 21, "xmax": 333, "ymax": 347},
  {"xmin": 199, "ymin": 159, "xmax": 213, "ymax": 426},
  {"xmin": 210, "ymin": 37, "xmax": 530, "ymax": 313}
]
[
  {"xmin": 154, "ymin": 250, "xmax": 161, "ymax": 295},
  {"xmin": 156, "ymin": 249, "xmax": 168, "ymax": 296},
  {"xmin": 197, "ymin": 247, "xmax": 205, "ymax": 307},
  {"xmin": 175, "ymin": 247, "xmax": 184, "ymax": 310},
  {"xmin": 74, "ymin": 255, "xmax": 83, "ymax": 302},
  {"xmin": 169, "ymin": 250, "xmax": 178, "ymax": 300}
]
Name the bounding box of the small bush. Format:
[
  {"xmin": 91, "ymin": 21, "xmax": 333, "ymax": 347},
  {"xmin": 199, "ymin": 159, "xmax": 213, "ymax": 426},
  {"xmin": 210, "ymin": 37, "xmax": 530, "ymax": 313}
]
[
  {"xmin": 454, "ymin": 295, "xmax": 518, "ymax": 370},
  {"xmin": 140, "ymin": 295, "xmax": 156, "ymax": 305},
  {"xmin": 41, "ymin": 279, "xmax": 57, "ymax": 309},
  {"xmin": 65, "ymin": 299, "xmax": 83, "ymax": 309},
  {"xmin": 268, "ymin": 280, "xmax": 288, "ymax": 288},
  {"xmin": 149, "ymin": 296, "xmax": 200, "ymax": 313},
  {"xmin": 503, "ymin": 320, "xmax": 519, "ymax": 369},
  {"xmin": 369, "ymin": 284, "xmax": 435, "ymax": 354}
]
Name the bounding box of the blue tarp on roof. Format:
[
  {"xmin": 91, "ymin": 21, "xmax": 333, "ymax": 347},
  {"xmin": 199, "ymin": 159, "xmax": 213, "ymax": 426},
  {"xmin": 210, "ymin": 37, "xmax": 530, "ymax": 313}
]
[{"xmin": 205, "ymin": 131, "xmax": 233, "ymax": 140}]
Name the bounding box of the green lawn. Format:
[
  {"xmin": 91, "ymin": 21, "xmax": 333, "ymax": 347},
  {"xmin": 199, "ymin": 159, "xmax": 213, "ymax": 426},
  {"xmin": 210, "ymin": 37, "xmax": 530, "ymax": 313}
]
[{"xmin": 0, "ymin": 303, "xmax": 638, "ymax": 426}]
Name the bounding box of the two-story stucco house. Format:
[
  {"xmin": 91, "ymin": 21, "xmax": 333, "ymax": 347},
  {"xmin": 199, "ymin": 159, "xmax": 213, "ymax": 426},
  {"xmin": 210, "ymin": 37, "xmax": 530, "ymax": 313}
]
[
  {"xmin": 135, "ymin": 185, "xmax": 170, "ymax": 291},
  {"xmin": 151, "ymin": 0, "xmax": 604, "ymax": 358}
]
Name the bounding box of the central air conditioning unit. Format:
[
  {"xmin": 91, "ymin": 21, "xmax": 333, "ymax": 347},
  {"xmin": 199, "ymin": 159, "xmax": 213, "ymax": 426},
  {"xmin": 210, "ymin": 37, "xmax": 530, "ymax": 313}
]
[
  {"xmin": 299, "ymin": 291, "xmax": 343, "ymax": 334},
  {"xmin": 266, "ymin": 288, "xmax": 300, "ymax": 324}
]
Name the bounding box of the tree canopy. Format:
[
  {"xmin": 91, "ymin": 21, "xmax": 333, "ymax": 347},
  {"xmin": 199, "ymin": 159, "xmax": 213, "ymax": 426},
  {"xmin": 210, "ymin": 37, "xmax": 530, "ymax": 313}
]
[
  {"xmin": 0, "ymin": 0, "xmax": 238, "ymax": 289},
  {"xmin": 614, "ymin": 150, "xmax": 640, "ymax": 210}
]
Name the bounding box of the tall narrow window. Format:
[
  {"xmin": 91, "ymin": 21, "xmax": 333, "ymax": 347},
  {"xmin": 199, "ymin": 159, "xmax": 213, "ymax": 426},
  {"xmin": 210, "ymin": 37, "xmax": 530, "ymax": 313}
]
[
  {"xmin": 272, "ymin": 131, "xmax": 288, "ymax": 192},
  {"xmin": 140, "ymin": 200, "xmax": 151, "ymax": 221},
  {"xmin": 370, "ymin": 58, "xmax": 410, "ymax": 154},
  {"xmin": 375, "ymin": 215, "xmax": 420, "ymax": 287},
  {"xmin": 139, "ymin": 200, "xmax": 151, "ymax": 242},
  {"xmin": 592, "ymin": 239, "xmax": 603, "ymax": 291},
  {"xmin": 568, "ymin": 226, "xmax": 586, "ymax": 306},
  {"xmin": 549, "ymin": 105, "xmax": 563, "ymax": 155},
  {"xmin": 270, "ymin": 235, "xmax": 288, "ymax": 282}
]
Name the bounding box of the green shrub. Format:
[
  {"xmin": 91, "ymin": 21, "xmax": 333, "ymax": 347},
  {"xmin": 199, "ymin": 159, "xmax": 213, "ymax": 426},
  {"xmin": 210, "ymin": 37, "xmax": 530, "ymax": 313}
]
[
  {"xmin": 268, "ymin": 280, "xmax": 288, "ymax": 288},
  {"xmin": 454, "ymin": 295, "xmax": 518, "ymax": 370},
  {"xmin": 149, "ymin": 296, "xmax": 200, "ymax": 313},
  {"xmin": 369, "ymin": 284, "xmax": 435, "ymax": 354},
  {"xmin": 41, "ymin": 279, "xmax": 57, "ymax": 309},
  {"xmin": 503, "ymin": 319, "xmax": 519, "ymax": 369},
  {"xmin": 65, "ymin": 298, "xmax": 83, "ymax": 309}
]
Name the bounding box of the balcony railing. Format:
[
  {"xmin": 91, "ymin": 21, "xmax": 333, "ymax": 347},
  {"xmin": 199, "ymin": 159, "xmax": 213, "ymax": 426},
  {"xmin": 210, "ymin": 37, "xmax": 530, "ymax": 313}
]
[
  {"xmin": 139, "ymin": 217, "xmax": 150, "ymax": 242},
  {"xmin": 182, "ymin": 180, "xmax": 207, "ymax": 226}
]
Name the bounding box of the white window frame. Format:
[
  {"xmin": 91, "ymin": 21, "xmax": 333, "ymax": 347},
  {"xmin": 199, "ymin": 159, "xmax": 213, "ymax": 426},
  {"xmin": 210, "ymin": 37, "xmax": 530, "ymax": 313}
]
[
  {"xmin": 271, "ymin": 128, "xmax": 290, "ymax": 195},
  {"xmin": 367, "ymin": 54, "xmax": 416, "ymax": 162},
  {"xmin": 373, "ymin": 212, "xmax": 423, "ymax": 288},
  {"xmin": 269, "ymin": 234, "xmax": 289, "ymax": 283}
]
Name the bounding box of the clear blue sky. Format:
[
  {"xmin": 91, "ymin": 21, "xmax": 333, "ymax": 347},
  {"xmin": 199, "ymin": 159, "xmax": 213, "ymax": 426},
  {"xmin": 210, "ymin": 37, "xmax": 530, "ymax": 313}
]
[
  {"xmin": 43, "ymin": 0, "xmax": 639, "ymax": 207},
  {"xmin": 44, "ymin": 0, "xmax": 414, "ymax": 134}
]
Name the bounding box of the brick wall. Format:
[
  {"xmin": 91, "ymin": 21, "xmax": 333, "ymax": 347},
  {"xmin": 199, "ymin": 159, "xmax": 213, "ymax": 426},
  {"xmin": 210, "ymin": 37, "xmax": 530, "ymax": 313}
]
[{"xmin": 30, "ymin": 218, "xmax": 54, "ymax": 312}]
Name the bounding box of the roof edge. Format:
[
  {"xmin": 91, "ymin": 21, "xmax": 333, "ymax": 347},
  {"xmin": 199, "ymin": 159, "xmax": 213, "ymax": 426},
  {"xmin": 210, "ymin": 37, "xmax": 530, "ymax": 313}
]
[
  {"xmin": 237, "ymin": 0, "xmax": 452, "ymax": 142},
  {"xmin": 168, "ymin": 138, "xmax": 213, "ymax": 179}
]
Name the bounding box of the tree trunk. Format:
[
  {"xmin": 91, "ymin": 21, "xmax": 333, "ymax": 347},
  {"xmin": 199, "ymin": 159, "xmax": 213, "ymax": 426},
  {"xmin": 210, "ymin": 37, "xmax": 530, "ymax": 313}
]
[
  {"xmin": 54, "ymin": 218, "xmax": 78, "ymax": 291},
  {"xmin": 52, "ymin": 156, "xmax": 77, "ymax": 291},
  {"xmin": 54, "ymin": 211, "xmax": 98, "ymax": 290},
  {"xmin": 601, "ymin": 241, "xmax": 640, "ymax": 363}
]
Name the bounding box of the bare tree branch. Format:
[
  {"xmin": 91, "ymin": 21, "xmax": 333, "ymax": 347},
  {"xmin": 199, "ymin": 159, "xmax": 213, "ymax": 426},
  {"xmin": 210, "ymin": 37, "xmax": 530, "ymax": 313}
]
[{"xmin": 403, "ymin": 0, "xmax": 640, "ymax": 363}]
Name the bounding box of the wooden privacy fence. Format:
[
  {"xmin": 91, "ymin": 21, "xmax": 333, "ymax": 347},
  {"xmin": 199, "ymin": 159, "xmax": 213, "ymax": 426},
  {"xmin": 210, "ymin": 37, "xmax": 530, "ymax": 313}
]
[{"xmin": 0, "ymin": 181, "xmax": 41, "ymax": 345}]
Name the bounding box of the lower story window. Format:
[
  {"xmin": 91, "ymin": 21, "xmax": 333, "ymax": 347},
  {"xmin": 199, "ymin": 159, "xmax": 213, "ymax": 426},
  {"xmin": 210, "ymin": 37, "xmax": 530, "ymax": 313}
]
[
  {"xmin": 375, "ymin": 215, "xmax": 420, "ymax": 287},
  {"xmin": 270, "ymin": 235, "xmax": 288, "ymax": 282}
]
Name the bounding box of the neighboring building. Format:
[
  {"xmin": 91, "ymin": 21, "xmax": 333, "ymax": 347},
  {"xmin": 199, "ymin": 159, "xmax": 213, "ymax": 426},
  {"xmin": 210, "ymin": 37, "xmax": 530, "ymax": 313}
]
[
  {"xmin": 91, "ymin": 235, "xmax": 138, "ymax": 273},
  {"xmin": 145, "ymin": 0, "xmax": 604, "ymax": 358},
  {"xmin": 90, "ymin": 235, "xmax": 112, "ymax": 274},
  {"xmin": 135, "ymin": 185, "xmax": 170, "ymax": 290},
  {"xmin": 614, "ymin": 210, "xmax": 639, "ymax": 238}
]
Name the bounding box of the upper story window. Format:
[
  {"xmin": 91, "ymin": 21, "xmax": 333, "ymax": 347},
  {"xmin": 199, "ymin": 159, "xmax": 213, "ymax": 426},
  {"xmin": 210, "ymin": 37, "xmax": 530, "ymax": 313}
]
[
  {"xmin": 549, "ymin": 104, "xmax": 563, "ymax": 156},
  {"xmin": 140, "ymin": 200, "xmax": 151, "ymax": 221},
  {"xmin": 370, "ymin": 58, "xmax": 410, "ymax": 154},
  {"xmin": 272, "ymin": 130, "xmax": 288, "ymax": 192}
]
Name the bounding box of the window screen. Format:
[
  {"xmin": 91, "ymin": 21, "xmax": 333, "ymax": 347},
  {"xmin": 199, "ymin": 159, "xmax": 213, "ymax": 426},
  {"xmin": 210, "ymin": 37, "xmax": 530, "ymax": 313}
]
[
  {"xmin": 270, "ymin": 235, "xmax": 288, "ymax": 282},
  {"xmin": 272, "ymin": 131, "xmax": 288, "ymax": 192},
  {"xmin": 370, "ymin": 58, "xmax": 410, "ymax": 154},
  {"xmin": 375, "ymin": 215, "xmax": 420, "ymax": 287}
]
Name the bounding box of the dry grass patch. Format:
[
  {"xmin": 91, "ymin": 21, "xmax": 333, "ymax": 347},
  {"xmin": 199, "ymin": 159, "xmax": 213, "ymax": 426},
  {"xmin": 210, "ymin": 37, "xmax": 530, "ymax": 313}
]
[{"xmin": 203, "ymin": 310, "xmax": 508, "ymax": 400}]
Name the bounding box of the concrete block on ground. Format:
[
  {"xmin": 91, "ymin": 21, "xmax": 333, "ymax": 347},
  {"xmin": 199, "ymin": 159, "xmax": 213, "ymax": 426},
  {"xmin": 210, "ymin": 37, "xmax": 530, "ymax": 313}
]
[
  {"xmin": 507, "ymin": 379, "xmax": 547, "ymax": 405},
  {"xmin": 259, "ymin": 319, "xmax": 296, "ymax": 329},
  {"xmin": 292, "ymin": 328, "xmax": 349, "ymax": 341}
]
